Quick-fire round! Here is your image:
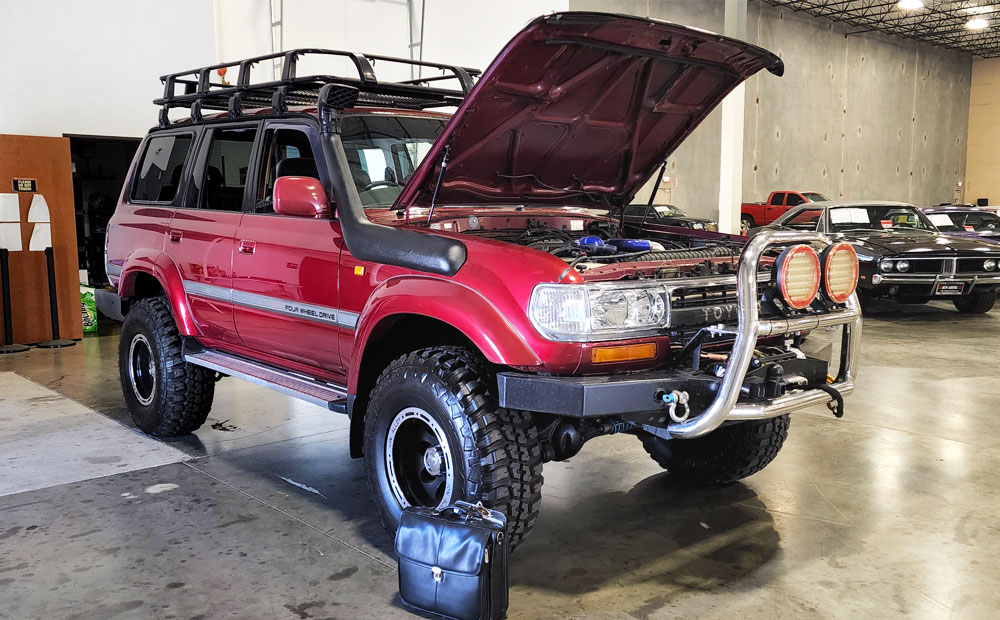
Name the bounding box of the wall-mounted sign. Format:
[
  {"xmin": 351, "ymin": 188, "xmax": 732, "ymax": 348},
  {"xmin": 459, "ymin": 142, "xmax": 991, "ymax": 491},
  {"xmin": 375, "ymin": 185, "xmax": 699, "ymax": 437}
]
[{"xmin": 12, "ymin": 178, "xmax": 37, "ymax": 192}]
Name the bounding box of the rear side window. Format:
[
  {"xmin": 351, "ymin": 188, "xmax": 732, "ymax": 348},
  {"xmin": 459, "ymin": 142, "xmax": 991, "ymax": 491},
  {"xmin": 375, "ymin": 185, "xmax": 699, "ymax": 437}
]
[
  {"xmin": 770, "ymin": 192, "xmax": 786, "ymax": 206},
  {"xmin": 201, "ymin": 127, "xmax": 258, "ymax": 211},
  {"xmin": 131, "ymin": 134, "xmax": 193, "ymax": 203}
]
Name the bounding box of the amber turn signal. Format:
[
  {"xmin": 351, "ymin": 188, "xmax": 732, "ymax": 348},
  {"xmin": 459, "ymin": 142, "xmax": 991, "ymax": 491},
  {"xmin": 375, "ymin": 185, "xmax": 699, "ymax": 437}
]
[{"xmin": 591, "ymin": 343, "xmax": 657, "ymax": 363}]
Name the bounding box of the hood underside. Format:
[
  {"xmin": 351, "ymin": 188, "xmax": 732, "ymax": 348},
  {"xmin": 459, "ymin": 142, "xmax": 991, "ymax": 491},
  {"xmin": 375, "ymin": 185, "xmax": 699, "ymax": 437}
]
[{"xmin": 394, "ymin": 12, "xmax": 783, "ymax": 209}]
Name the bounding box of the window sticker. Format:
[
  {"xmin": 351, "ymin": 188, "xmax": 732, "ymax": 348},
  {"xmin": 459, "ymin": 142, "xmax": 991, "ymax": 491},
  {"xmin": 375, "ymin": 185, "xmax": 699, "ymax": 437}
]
[
  {"xmin": 965, "ymin": 225, "xmax": 975, "ymax": 231},
  {"xmin": 880, "ymin": 220, "xmax": 893, "ymax": 229},
  {"xmin": 927, "ymin": 213, "xmax": 954, "ymax": 227},
  {"xmin": 830, "ymin": 208, "xmax": 870, "ymax": 224},
  {"xmin": 654, "ymin": 206, "xmax": 671, "ymax": 214},
  {"xmin": 570, "ymin": 220, "xmax": 584, "ymax": 231}
]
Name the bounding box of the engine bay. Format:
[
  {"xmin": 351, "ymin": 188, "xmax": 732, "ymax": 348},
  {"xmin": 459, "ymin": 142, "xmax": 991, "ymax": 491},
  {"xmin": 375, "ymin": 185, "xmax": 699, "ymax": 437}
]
[{"xmin": 445, "ymin": 213, "xmax": 744, "ymax": 279}]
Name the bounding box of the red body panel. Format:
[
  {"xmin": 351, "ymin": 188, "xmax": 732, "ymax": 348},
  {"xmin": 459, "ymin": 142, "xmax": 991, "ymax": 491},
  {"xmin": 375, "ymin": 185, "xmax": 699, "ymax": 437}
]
[
  {"xmin": 167, "ymin": 209, "xmax": 242, "ymax": 344},
  {"xmin": 231, "ymin": 214, "xmax": 346, "ymax": 376},
  {"xmin": 742, "ymin": 191, "xmax": 819, "ymax": 225}
]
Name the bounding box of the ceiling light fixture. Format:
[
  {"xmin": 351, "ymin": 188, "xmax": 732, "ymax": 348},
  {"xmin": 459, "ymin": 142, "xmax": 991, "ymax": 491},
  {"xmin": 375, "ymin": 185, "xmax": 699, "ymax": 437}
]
[
  {"xmin": 896, "ymin": 0, "xmax": 924, "ymax": 10},
  {"xmin": 966, "ymin": 17, "xmax": 990, "ymax": 29}
]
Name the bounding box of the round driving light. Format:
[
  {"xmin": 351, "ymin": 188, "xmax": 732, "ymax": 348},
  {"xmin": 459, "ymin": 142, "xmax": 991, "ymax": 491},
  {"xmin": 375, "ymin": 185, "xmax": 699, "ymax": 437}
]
[
  {"xmin": 985, "ymin": 259, "xmax": 997, "ymax": 271},
  {"xmin": 821, "ymin": 242, "xmax": 859, "ymax": 304},
  {"xmin": 776, "ymin": 244, "xmax": 821, "ymax": 310},
  {"xmin": 880, "ymin": 261, "xmax": 894, "ymax": 273},
  {"xmin": 896, "ymin": 260, "xmax": 910, "ymax": 273}
]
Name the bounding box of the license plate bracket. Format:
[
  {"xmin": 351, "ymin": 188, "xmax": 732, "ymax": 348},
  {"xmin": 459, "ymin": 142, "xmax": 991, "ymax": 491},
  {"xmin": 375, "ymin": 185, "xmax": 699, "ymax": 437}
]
[{"xmin": 935, "ymin": 282, "xmax": 965, "ymax": 296}]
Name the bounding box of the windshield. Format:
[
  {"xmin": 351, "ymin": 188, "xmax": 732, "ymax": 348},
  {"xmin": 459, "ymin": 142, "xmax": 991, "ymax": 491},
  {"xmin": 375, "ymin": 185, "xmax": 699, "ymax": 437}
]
[
  {"xmin": 927, "ymin": 210, "xmax": 1000, "ymax": 233},
  {"xmin": 802, "ymin": 192, "xmax": 829, "ymax": 202},
  {"xmin": 342, "ymin": 114, "xmax": 448, "ymax": 207},
  {"xmin": 828, "ymin": 206, "xmax": 935, "ymax": 233}
]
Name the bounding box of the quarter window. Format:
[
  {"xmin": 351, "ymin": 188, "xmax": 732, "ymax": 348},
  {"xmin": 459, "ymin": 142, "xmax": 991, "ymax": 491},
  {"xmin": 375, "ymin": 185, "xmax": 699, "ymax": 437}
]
[{"xmin": 130, "ymin": 134, "xmax": 193, "ymax": 203}]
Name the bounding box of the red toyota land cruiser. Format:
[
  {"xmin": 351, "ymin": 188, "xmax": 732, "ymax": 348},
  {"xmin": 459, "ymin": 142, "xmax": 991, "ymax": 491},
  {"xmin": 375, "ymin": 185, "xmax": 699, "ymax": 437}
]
[{"xmin": 105, "ymin": 13, "xmax": 862, "ymax": 550}]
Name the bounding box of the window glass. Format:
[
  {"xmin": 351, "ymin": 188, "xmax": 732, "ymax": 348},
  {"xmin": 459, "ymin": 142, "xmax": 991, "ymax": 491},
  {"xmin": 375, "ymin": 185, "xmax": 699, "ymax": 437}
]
[
  {"xmin": 770, "ymin": 192, "xmax": 786, "ymax": 206},
  {"xmin": 131, "ymin": 134, "xmax": 193, "ymax": 202},
  {"xmin": 786, "ymin": 193, "xmax": 805, "ymax": 207},
  {"xmin": 782, "ymin": 208, "xmax": 822, "ymax": 230},
  {"xmin": 202, "ymin": 127, "xmax": 257, "ymax": 212},
  {"xmin": 341, "ymin": 114, "xmax": 447, "ymax": 207},
  {"xmin": 255, "ymin": 128, "xmax": 318, "ymax": 213},
  {"xmin": 828, "ymin": 206, "xmax": 935, "ymax": 233},
  {"xmin": 802, "ymin": 192, "xmax": 829, "ymax": 202},
  {"xmin": 927, "ymin": 213, "xmax": 962, "ymax": 231}
]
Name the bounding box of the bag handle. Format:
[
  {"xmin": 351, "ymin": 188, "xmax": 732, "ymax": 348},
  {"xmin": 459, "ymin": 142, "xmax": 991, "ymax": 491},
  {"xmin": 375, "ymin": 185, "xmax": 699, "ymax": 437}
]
[{"xmin": 438, "ymin": 501, "xmax": 505, "ymax": 527}]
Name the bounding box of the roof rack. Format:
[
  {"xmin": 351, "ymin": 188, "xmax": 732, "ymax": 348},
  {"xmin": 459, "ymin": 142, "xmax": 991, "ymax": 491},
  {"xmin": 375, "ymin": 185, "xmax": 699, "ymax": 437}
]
[{"xmin": 153, "ymin": 49, "xmax": 481, "ymax": 127}]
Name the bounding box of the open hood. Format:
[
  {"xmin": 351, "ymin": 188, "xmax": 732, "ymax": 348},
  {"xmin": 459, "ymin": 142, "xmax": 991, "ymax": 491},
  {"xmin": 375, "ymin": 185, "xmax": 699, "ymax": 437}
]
[{"xmin": 393, "ymin": 12, "xmax": 783, "ymax": 209}]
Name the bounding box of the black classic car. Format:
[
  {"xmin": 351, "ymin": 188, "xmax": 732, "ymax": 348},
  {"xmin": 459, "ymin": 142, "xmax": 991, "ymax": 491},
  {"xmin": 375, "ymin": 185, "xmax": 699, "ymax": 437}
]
[
  {"xmin": 621, "ymin": 203, "xmax": 718, "ymax": 232},
  {"xmin": 757, "ymin": 201, "xmax": 1000, "ymax": 313}
]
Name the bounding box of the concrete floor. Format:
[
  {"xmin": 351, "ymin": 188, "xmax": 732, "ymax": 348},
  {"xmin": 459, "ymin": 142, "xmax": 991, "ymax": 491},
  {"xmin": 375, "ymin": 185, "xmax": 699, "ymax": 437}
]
[{"xmin": 2, "ymin": 300, "xmax": 1000, "ymax": 619}]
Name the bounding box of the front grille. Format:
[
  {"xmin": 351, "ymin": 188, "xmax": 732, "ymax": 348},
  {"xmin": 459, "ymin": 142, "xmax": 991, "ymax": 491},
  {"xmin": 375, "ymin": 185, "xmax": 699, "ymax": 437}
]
[
  {"xmin": 910, "ymin": 260, "xmax": 945, "ymax": 274},
  {"xmin": 958, "ymin": 257, "xmax": 1000, "ymax": 273},
  {"xmin": 667, "ymin": 277, "xmax": 776, "ymax": 332}
]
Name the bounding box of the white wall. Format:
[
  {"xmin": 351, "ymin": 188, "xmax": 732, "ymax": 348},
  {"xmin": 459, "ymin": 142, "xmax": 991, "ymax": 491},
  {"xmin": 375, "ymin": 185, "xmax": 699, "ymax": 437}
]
[
  {"xmin": 420, "ymin": 1, "xmax": 568, "ymax": 73},
  {"xmin": 0, "ymin": 0, "xmax": 216, "ymax": 138},
  {"xmin": 0, "ymin": 0, "xmax": 567, "ymax": 138}
]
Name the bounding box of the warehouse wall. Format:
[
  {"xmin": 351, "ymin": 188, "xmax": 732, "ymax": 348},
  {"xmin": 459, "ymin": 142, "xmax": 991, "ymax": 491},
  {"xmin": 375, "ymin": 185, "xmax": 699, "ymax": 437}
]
[
  {"xmin": 744, "ymin": 2, "xmax": 971, "ymax": 210},
  {"xmin": 0, "ymin": 0, "xmax": 216, "ymax": 137},
  {"xmin": 568, "ymin": 0, "xmax": 972, "ymax": 220},
  {"xmin": 966, "ymin": 58, "xmax": 1000, "ymax": 206}
]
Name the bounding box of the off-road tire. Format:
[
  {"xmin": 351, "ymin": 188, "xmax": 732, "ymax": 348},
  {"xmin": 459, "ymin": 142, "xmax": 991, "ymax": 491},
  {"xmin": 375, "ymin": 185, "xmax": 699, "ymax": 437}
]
[
  {"xmin": 639, "ymin": 415, "xmax": 790, "ymax": 485},
  {"xmin": 740, "ymin": 215, "xmax": 755, "ymax": 232},
  {"xmin": 118, "ymin": 297, "xmax": 214, "ymax": 437},
  {"xmin": 953, "ymin": 290, "xmax": 998, "ymax": 314},
  {"xmin": 363, "ymin": 346, "xmax": 543, "ymax": 551}
]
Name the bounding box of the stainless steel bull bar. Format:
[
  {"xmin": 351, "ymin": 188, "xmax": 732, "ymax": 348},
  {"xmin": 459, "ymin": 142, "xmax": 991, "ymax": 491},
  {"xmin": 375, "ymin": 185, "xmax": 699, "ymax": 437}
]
[{"xmin": 667, "ymin": 230, "xmax": 862, "ymax": 439}]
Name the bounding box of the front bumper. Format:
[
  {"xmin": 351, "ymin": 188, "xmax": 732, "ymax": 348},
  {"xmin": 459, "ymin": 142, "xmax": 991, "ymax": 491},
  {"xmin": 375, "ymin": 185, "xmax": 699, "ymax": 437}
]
[
  {"xmin": 869, "ymin": 273, "xmax": 1000, "ymax": 295},
  {"xmin": 498, "ymin": 230, "xmax": 862, "ymax": 439}
]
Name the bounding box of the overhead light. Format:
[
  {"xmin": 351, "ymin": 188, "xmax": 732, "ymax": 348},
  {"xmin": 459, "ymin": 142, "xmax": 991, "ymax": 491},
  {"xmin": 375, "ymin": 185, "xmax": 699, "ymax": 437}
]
[
  {"xmin": 896, "ymin": 0, "xmax": 924, "ymax": 10},
  {"xmin": 966, "ymin": 17, "xmax": 990, "ymax": 29}
]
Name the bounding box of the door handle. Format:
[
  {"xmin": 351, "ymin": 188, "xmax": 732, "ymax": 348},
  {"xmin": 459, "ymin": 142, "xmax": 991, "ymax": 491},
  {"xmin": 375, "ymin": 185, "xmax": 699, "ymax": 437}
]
[
  {"xmin": 168, "ymin": 230, "xmax": 182, "ymax": 243},
  {"xmin": 238, "ymin": 240, "xmax": 256, "ymax": 255}
]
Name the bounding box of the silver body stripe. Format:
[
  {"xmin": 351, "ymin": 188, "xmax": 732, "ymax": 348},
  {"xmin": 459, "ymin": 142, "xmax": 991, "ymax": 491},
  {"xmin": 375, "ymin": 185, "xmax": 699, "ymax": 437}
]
[
  {"xmin": 105, "ymin": 263, "xmax": 123, "ymax": 278},
  {"xmin": 182, "ymin": 280, "xmax": 358, "ymax": 330}
]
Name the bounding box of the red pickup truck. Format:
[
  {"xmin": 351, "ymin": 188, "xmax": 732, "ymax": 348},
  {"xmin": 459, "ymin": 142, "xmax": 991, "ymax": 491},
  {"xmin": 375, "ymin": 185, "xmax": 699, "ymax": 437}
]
[
  {"xmin": 103, "ymin": 13, "xmax": 861, "ymax": 550},
  {"xmin": 741, "ymin": 190, "xmax": 830, "ymax": 231}
]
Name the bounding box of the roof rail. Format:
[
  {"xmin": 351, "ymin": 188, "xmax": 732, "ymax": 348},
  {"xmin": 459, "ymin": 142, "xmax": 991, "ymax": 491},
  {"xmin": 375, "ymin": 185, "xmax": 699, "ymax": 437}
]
[{"xmin": 153, "ymin": 49, "xmax": 481, "ymax": 127}]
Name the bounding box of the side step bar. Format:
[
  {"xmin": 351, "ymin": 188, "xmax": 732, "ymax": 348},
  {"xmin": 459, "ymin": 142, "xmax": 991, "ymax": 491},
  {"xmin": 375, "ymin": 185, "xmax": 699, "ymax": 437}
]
[{"xmin": 184, "ymin": 349, "xmax": 349, "ymax": 413}]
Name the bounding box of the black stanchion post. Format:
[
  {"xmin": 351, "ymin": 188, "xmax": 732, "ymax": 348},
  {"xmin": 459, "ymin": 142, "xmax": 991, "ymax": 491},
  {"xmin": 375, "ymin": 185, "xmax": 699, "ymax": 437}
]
[
  {"xmin": 35, "ymin": 246, "xmax": 75, "ymax": 349},
  {"xmin": 0, "ymin": 248, "xmax": 29, "ymax": 354}
]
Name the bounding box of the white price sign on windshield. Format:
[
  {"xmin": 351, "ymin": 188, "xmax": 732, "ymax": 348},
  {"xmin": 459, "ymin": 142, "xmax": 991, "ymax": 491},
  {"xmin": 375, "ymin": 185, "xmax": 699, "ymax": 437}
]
[{"xmin": 830, "ymin": 208, "xmax": 870, "ymax": 225}]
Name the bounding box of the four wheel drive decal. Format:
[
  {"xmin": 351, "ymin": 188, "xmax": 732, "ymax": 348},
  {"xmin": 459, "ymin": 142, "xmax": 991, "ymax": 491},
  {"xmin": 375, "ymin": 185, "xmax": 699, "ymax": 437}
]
[{"xmin": 181, "ymin": 280, "xmax": 360, "ymax": 329}]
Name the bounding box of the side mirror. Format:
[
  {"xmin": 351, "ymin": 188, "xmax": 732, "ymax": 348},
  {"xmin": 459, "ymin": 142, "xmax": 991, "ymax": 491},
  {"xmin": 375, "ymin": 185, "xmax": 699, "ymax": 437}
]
[{"xmin": 273, "ymin": 176, "xmax": 331, "ymax": 219}]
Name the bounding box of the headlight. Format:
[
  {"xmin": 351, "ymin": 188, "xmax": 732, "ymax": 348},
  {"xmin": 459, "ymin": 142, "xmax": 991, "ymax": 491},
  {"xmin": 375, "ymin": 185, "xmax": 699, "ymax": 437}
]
[
  {"xmin": 896, "ymin": 260, "xmax": 910, "ymax": 272},
  {"xmin": 529, "ymin": 282, "xmax": 668, "ymax": 341},
  {"xmin": 880, "ymin": 261, "xmax": 894, "ymax": 273},
  {"xmin": 776, "ymin": 244, "xmax": 821, "ymax": 310},
  {"xmin": 821, "ymin": 242, "xmax": 859, "ymax": 303},
  {"xmin": 985, "ymin": 259, "xmax": 997, "ymax": 271}
]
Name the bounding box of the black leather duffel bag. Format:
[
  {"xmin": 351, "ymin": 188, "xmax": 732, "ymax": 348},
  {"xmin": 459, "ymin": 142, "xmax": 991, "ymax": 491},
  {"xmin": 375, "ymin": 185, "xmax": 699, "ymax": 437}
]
[{"xmin": 395, "ymin": 501, "xmax": 508, "ymax": 620}]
